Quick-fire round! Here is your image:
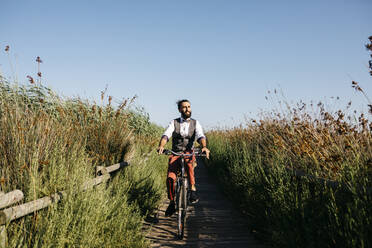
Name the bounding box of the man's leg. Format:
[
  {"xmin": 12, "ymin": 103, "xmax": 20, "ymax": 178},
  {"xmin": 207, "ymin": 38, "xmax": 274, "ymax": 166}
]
[
  {"xmin": 165, "ymin": 155, "xmax": 179, "ymax": 216},
  {"xmin": 185, "ymin": 154, "xmax": 199, "ymax": 203}
]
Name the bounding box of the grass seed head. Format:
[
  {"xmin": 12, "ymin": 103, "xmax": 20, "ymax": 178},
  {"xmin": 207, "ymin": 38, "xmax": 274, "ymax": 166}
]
[
  {"xmin": 27, "ymin": 75, "xmax": 35, "ymax": 84},
  {"xmin": 36, "ymin": 56, "xmax": 42, "ymax": 63}
]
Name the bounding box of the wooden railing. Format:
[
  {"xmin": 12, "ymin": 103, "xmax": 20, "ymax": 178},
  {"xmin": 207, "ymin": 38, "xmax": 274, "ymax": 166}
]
[{"xmin": 0, "ymin": 153, "xmax": 152, "ymax": 247}]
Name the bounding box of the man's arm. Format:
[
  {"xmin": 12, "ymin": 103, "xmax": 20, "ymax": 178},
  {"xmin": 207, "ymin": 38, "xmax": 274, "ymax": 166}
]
[
  {"xmin": 157, "ymin": 136, "xmax": 168, "ymax": 154},
  {"xmin": 198, "ymin": 137, "xmax": 210, "ymax": 159},
  {"xmin": 195, "ymin": 121, "xmax": 210, "ymax": 159},
  {"xmin": 157, "ymin": 120, "xmax": 174, "ymax": 154}
]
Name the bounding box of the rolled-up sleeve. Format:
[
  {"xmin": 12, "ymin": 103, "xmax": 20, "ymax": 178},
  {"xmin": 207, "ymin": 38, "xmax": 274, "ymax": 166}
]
[
  {"xmin": 195, "ymin": 120, "xmax": 206, "ymax": 142},
  {"xmin": 162, "ymin": 120, "xmax": 175, "ymax": 140}
]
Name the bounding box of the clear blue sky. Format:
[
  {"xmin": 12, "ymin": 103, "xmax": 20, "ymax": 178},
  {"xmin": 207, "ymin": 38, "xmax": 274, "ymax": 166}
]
[{"xmin": 1, "ymin": 0, "xmax": 371, "ymax": 128}]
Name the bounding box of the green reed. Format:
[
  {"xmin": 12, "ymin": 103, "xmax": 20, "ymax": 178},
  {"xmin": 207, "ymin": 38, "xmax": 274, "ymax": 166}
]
[
  {"xmin": 206, "ymin": 103, "xmax": 372, "ymax": 247},
  {"xmin": 0, "ymin": 79, "xmax": 167, "ymax": 247}
]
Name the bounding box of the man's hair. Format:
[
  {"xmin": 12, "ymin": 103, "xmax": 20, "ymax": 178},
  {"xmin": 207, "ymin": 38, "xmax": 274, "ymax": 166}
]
[{"xmin": 177, "ymin": 99, "xmax": 190, "ymax": 109}]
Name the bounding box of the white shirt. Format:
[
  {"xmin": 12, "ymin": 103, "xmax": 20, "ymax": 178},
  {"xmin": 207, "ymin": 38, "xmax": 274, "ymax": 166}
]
[{"xmin": 162, "ymin": 117, "xmax": 206, "ymax": 141}]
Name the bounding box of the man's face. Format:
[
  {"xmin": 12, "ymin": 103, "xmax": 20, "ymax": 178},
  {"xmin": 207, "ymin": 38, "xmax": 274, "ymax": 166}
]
[{"xmin": 179, "ymin": 101, "xmax": 192, "ymax": 119}]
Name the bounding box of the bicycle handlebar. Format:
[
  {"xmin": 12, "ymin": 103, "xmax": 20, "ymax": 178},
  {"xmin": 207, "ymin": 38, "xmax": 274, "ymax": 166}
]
[{"xmin": 162, "ymin": 149, "xmax": 207, "ymax": 157}]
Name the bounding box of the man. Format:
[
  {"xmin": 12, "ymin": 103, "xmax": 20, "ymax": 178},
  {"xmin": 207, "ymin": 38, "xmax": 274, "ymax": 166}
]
[{"xmin": 158, "ymin": 99, "xmax": 210, "ymax": 217}]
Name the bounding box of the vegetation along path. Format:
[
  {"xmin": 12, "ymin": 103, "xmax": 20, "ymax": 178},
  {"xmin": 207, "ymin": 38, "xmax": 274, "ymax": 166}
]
[{"xmin": 144, "ymin": 159, "xmax": 267, "ymax": 248}]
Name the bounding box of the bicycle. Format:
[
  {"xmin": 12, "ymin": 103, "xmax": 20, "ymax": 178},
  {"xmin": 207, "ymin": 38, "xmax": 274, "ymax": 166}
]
[{"xmin": 162, "ymin": 148, "xmax": 206, "ymax": 239}]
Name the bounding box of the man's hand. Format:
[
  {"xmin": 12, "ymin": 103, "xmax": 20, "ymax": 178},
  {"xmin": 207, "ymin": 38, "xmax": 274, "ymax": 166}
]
[
  {"xmin": 201, "ymin": 147, "xmax": 210, "ymax": 159},
  {"xmin": 157, "ymin": 136, "xmax": 168, "ymax": 155},
  {"xmin": 157, "ymin": 146, "xmax": 165, "ymax": 155}
]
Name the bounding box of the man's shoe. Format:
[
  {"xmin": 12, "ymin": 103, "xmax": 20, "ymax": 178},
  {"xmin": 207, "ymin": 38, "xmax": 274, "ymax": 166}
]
[
  {"xmin": 189, "ymin": 190, "xmax": 199, "ymax": 204},
  {"xmin": 165, "ymin": 202, "xmax": 176, "ymax": 217}
]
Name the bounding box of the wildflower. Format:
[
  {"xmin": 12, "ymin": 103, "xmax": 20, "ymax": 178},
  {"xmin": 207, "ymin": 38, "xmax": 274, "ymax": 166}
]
[
  {"xmin": 5, "ymin": 45, "xmax": 9, "ymax": 52},
  {"xmin": 37, "ymin": 72, "xmax": 42, "ymax": 77},
  {"xmin": 36, "ymin": 56, "xmax": 42, "ymax": 63}
]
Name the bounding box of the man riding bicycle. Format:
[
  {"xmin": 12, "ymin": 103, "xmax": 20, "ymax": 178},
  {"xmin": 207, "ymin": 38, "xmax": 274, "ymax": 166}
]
[{"xmin": 157, "ymin": 99, "xmax": 210, "ymax": 217}]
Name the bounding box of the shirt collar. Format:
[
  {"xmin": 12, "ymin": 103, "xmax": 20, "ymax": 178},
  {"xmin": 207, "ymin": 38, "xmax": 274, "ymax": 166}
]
[{"xmin": 180, "ymin": 117, "xmax": 191, "ymax": 123}]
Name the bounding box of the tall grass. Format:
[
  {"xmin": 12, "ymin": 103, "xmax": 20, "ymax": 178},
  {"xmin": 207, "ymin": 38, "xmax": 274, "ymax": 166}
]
[
  {"xmin": 0, "ymin": 78, "xmax": 167, "ymax": 247},
  {"xmin": 206, "ymin": 100, "xmax": 372, "ymax": 247}
]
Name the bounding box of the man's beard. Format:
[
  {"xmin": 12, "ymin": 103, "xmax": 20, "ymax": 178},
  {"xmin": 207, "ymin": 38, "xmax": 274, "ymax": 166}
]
[{"xmin": 181, "ymin": 111, "xmax": 191, "ymax": 119}]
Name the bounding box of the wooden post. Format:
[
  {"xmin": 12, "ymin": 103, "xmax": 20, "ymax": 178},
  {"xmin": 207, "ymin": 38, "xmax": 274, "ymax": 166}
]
[
  {"xmin": 0, "ymin": 225, "xmax": 6, "ymax": 248},
  {"xmin": 0, "ymin": 190, "xmax": 24, "ymax": 209}
]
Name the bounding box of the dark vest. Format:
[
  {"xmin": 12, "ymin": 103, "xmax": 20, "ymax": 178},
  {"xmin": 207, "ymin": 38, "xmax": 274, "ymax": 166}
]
[{"xmin": 172, "ymin": 118, "xmax": 196, "ymax": 152}]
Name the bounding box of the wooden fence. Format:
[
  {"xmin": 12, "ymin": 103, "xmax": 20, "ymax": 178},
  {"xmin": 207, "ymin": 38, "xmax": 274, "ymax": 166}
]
[
  {"xmin": 275, "ymin": 166, "xmax": 372, "ymax": 195},
  {"xmin": 0, "ymin": 153, "xmax": 151, "ymax": 248}
]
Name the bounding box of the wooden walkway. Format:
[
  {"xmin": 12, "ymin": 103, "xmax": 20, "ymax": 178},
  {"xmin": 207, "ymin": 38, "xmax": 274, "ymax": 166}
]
[{"xmin": 144, "ymin": 160, "xmax": 267, "ymax": 248}]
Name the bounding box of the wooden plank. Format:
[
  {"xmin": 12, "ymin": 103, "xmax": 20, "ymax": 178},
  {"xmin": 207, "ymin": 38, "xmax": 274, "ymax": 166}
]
[
  {"xmin": 0, "ymin": 191, "xmax": 64, "ymax": 225},
  {"xmin": 145, "ymin": 160, "xmax": 266, "ymax": 248},
  {"xmin": 0, "ymin": 174, "xmax": 110, "ymax": 224},
  {"xmin": 96, "ymin": 151, "xmax": 152, "ymax": 175},
  {"xmin": 80, "ymin": 174, "xmax": 110, "ymax": 191},
  {"xmin": 97, "ymin": 162, "xmax": 128, "ymax": 175},
  {"xmin": 0, "ymin": 190, "xmax": 24, "ymax": 209}
]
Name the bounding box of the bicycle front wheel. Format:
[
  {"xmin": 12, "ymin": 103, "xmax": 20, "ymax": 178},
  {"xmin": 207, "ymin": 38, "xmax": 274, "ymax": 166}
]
[{"xmin": 178, "ymin": 178, "xmax": 188, "ymax": 239}]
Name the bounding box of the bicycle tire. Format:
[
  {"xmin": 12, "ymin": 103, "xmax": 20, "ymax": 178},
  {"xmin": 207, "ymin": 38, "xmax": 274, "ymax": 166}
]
[
  {"xmin": 175, "ymin": 178, "xmax": 181, "ymax": 211},
  {"xmin": 177, "ymin": 180, "xmax": 184, "ymax": 239},
  {"xmin": 178, "ymin": 178, "xmax": 188, "ymax": 239}
]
